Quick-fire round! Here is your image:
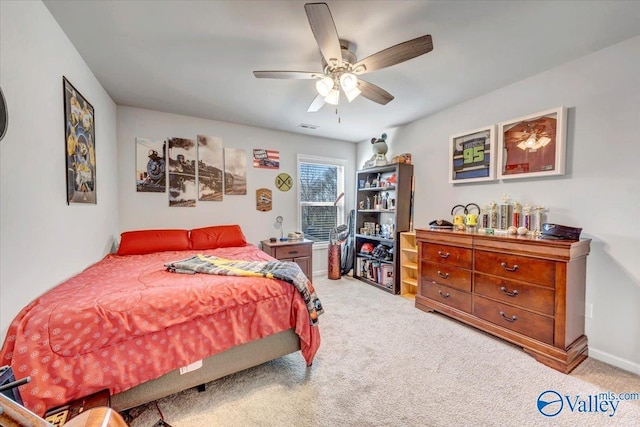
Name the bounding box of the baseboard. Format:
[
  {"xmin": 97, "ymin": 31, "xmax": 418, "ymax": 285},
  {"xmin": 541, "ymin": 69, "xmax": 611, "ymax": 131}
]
[{"xmin": 589, "ymin": 347, "xmax": 640, "ymax": 375}]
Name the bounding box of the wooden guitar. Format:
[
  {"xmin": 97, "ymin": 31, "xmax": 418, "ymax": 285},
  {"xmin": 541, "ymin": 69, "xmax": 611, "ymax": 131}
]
[
  {"xmin": 0, "ymin": 393, "xmax": 128, "ymax": 427},
  {"xmin": 63, "ymin": 407, "xmax": 128, "ymax": 427}
]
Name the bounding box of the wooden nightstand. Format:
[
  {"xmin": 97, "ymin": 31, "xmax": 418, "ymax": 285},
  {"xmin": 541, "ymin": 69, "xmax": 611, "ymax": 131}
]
[{"xmin": 261, "ymin": 239, "xmax": 313, "ymax": 281}]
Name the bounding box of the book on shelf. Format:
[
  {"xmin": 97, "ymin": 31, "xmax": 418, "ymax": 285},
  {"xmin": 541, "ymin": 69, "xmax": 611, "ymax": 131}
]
[
  {"xmin": 381, "ymin": 264, "xmax": 394, "ymax": 288},
  {"xmin": 357, "ymin": 256, "xmax": 394, "ymax": 288}
]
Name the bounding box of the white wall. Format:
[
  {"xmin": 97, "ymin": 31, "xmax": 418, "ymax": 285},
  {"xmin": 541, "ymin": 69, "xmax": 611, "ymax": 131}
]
[
  {"xmin": 116, "ymin": 106, "xmax": 356, "ymax": 272},
  {"xmin": 358, "ymin": 36, "xmax": 640, "ymax": 373},
  {"xmin": 0, "ymin": 1, "xmax": 119, "ymax": 339}
]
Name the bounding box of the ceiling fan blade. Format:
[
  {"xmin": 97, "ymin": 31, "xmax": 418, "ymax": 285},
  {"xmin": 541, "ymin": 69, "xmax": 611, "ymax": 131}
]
[
  {"xmin": 304, "ymin": 3, "xmax": 343, "ymax": 68},
  {"xmin": 253, "ymin": 71, "xmax": 323, "ymax": 79},
  {"xmin": 352, "ymin": 35, "xmax": 433, "ymax": 75},
  {"xmin": 307, "ymin": 94, "xmax": 325, "ymax": 112},
  {"xmin": 357, "ymin": 79, "xmax": 394, "ymax": 105}
]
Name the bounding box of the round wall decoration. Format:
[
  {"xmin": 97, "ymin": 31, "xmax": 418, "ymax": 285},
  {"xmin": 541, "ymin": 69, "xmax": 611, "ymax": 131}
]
[
  {"xmin": 0, "ymin": 87, "xmax": 7, "ymax": 141},
  {"xmin": 275, "ymin": 173, "xmax": 293, "ymax": 192}
]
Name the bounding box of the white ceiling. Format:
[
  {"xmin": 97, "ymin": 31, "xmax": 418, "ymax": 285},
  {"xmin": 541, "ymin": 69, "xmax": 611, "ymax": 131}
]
[{"xmin": 43, "ymin": 0, "xmax": 640, "ymax": 143}]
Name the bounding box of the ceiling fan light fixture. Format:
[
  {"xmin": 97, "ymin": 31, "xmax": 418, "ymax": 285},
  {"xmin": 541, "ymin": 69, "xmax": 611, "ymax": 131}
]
[
  {"xmin": 339, "ymin": 72, "xmax": 358, "ymax": 92},
  {"xmin": 518, "ymin": 132, "xmax": 552, "ymax": 151},
  {"xmin": 525, "ymin": 134, "xmax": 537, "ymax": 147},
  {"xmin": 344, "ymin": 86, "xmax": 361, "ymax": 102},
  {"xmin": 316, "ymin": 76, "xmax": 334, "ymax": 97},
  {"xmin": 537, "ymin": 136, "xmax": 551, "ymax": 147},
  {"xmin": 324, "ymin": 88, "xmax": 340, "ymax": 105}
]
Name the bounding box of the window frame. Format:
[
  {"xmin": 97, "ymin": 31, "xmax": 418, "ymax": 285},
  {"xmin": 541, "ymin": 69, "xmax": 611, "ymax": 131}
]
[{"xmin": 297, "ymin": 154, "xmax": 346, "ymax": 248}]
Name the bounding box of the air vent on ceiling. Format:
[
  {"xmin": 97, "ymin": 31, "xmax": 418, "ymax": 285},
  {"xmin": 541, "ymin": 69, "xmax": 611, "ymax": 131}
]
[{"xmin": 298, "ymin": 123, "xmax": 319, "ymax": 130}]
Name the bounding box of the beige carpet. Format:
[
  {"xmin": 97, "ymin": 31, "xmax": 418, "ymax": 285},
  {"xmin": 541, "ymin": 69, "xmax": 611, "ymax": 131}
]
[{"xmin": 126, "ymin": 275, "xmax": 640, "ymax": 426}]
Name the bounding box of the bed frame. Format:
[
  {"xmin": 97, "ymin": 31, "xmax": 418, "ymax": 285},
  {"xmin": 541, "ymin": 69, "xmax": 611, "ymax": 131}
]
[{"xmin": 111, "ymin": 328, "xmax": 300, "ymax": 411}]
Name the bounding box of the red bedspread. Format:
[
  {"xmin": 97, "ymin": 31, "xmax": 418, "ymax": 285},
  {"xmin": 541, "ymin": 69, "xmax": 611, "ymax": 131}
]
[{"xmin": 0, "ymin": 245, "xmax": 320, "ymax": 415}]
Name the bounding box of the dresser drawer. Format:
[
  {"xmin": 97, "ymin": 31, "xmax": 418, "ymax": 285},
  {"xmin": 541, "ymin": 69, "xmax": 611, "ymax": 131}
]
[
  {"xmin": 421, "ymin": 282, "xmax": 471, "ymax": 313},
  {"xmin": 421, "ymin": 260, "xmax": 471, "ymax": 292},
  {"xmin": 473, "ymin": 295, "xmax": 554, "ymax": 344},
  {"xmin": 274, "ymin": 244, "xmax": 311, "ymax": 259},
  {"xmin": 474, "ymin": 250, "xmax": 555, "ymax": 288},
  {"xmin": 422, "ymin": 243, "xmax": 472, "ymax": 269},
  {"xmin": 474, "ymin": 273, "xmax": 554, "ymax": 316}
]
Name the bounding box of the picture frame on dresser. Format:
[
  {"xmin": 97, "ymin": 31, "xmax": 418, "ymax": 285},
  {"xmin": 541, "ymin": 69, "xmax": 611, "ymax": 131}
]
[
  {"xmin": 448, "ymin": 125, "xmax": 496, "ymax": 184},
  {"xmin": 497, "ymin": 106, "xmax": 567, "ymax": 180}
]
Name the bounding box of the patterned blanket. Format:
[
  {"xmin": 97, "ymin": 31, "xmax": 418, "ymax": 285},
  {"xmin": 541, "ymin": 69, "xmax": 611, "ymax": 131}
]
[{"xmin": 166, "ymin": 254, "xmax": 323, "ymax": 325}]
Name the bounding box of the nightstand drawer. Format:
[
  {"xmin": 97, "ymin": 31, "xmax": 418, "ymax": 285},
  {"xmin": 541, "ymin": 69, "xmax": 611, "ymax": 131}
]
[
  {"xmin": 261, "ymin": 239, "xmax": 313, "ymax": 282},
  {"xmin": 274, "ymin": 243, "xmax": 311, "ymax": 259}
]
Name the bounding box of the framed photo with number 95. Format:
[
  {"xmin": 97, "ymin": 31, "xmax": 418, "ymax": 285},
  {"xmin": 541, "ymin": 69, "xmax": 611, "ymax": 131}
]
[{"xmin": 448, "ymin": 125, "xmax": 496, "ymax": 184}]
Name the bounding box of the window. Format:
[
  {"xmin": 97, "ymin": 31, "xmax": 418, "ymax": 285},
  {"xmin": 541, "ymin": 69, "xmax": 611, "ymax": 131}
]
[{"xmin": 298, "ymin": 155, "xmax": 345, "ymax": 245}]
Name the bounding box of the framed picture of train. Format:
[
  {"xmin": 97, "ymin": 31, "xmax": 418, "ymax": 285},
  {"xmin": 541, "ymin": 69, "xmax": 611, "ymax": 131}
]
[
  {"xmin": 197, "ymin": 135, "xmax": 224, "ymax": 201},
  {"xmin": 136, "ymin": 137, "xmax": 166, "ymax": 193},
  {"xmin": 224, "ymin": 147, "xmax": 247, "ymax": 195},
  {"xmin": 63, "ymin": 77, "xmax": 96, "ymax": 204},
  {"xmin": 168, "ymin": 137, "xmax": 197, "ymax": 207}
]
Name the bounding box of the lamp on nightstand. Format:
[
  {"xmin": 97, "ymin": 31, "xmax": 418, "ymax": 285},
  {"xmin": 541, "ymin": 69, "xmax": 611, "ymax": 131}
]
[{"xmin": 276, "ymin": 215, "xmax": 285, "ymax": 241}]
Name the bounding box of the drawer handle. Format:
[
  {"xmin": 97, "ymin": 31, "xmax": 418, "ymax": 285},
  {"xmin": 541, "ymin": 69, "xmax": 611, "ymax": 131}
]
[
  {"xmin": 438, "ymin": 290, "xmax": 451, "ymax": 298},
  {"xmin": 288, "ymin": 250, "xmax": 298, "ymax": 255},
  {"xmin": 438, "ymin": 251, "xmax": 450, "ymax": 259},
  {"xmin": 500, "ymin": 262, "xmax": 519, "ymax": 272},
  {"xmin": 499, "ymin": 311, "xmax": 518, "ymax": 322},
  {"xmin": 500, "ymin": 286, "xmax": 519, "ymax": 297},
  {"xmin": 437, "ymin": 270, "xmax": 449, "ymax": 279}
]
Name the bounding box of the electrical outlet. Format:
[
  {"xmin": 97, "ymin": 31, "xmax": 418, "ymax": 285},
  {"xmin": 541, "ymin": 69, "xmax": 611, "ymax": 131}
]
[{"xmin": 586, "ymin": 303, "xmax": 593, "ymax": 319}]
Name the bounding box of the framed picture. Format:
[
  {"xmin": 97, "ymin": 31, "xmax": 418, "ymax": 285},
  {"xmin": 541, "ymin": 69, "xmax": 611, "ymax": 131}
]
[
  {"xmin": 136, "ymin": 137, "xmax": 166, "ymax": 193},
  {"xmin": 497, "ymin": 106, "xmax": 567, "ymax": 180},
  {"xmin": 253, "ymin": 148, "xmax": 280, "ymax": 169},
  {"xmin": 168, "ymin": 137, "xmax": 196, "ymax": 207},
  {"xmin": 197, "ymin": 135, "xmax": 224, "ymax": 201},
  {"xmin": 448, "ymin": 125, "xmax": 496, "ymax": 183},
  {"xmin": 63, "ymin": 77, "xmax": 96, "ymax": 204}
]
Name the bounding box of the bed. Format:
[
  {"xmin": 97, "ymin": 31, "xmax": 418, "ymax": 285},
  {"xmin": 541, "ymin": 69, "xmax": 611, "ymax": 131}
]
[{"xmin": 0, "ymin": 225, "xmax": 322, "ymax": 416}]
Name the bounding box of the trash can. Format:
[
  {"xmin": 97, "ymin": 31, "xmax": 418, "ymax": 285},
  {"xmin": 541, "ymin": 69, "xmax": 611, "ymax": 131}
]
[{"xmin": 328, "ymin": 243, "xmax": 341, "ymax": 280}]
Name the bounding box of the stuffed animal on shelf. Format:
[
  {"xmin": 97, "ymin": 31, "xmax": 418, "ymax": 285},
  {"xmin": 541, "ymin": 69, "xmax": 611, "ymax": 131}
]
[{"xmin": 363, "ymin": 133, "xmax": 389, "ymax": 168}]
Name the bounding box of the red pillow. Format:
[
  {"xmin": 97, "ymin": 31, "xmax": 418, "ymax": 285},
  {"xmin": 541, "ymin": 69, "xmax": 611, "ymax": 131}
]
[
  {"xmin": 190, "ymin": 225, "xmax": 247, "ymax": 250},
  {"xmin": 117, "ymin": 229, "xmax": 191, "ymax": 255}
]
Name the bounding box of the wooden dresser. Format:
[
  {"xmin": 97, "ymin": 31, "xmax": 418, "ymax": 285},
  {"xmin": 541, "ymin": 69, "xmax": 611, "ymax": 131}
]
[
  {"xmin": 415, "ymin": 228, "xmax": 590, "ymax": 373},
  {"xmin": 261, "ymin": 239, "xmax": 313, "ymax": 281}
]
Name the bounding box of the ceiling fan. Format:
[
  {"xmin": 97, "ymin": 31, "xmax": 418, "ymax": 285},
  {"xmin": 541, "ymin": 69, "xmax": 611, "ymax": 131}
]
[{"xmin": 253, "ymin": 2, "xmax": 433, "ymax": 112}]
